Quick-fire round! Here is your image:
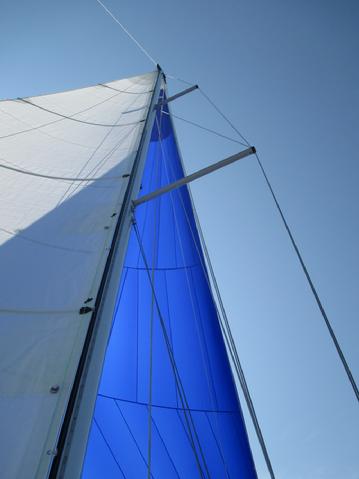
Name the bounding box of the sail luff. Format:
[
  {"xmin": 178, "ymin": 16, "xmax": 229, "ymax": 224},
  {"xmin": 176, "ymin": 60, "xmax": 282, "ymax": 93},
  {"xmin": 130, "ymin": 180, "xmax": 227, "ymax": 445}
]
[{"xmin": 51, "ymin": 68, "xmax": 165, "ymax": 479}]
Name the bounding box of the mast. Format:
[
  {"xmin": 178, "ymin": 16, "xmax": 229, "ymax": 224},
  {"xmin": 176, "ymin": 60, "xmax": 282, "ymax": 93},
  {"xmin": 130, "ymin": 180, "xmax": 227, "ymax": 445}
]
[{"xmin": 49, "ymin": 67, "xmax": 164, "ymax": 479}]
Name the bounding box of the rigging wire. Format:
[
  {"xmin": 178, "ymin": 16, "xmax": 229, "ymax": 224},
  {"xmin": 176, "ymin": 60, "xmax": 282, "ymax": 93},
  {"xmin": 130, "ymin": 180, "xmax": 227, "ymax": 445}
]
[
  {"xmin": 147, "ymin": 115, "xmax": 162, "ymax": 479},
  {"xmin": 161, "ymin": 97, "xmax": 273, "ymax": 478},
  {"xmin": 95, "ymin": 0, "xmax": 158, "ymax": 67},
  {"xmin": 192, "ymin": 203, "xmax": 276, "ymax": 479},
  {"xmin": 156, "ymin": 108, "xmax": 233, "ymax": 478},
  {"xmin": 143, "ymin": 100, "xmax": 212, "ymax": 478},
  {"xmin": 254, "ymin": 150, "xmax": 359, "ymax": 402},
  {"xmin": 161, "ymin": 111, "xmax": 248, "ymax": 147},
  {"xmin": 166, "ymin": 75, "xmax": 194, "ymax": 87},
  {"xmin": 98, "ymin": 392, "xmax": 241, "ymax": 413},
  {"xmin": 198, "ymin": 88, "xmax": 250, "ymax": 146},
  {"xmin": 132, "ymin": 220, "xmax": 210, "ymax": 479},
  {"xmin": 194, "ymin": 87, "xmax": 359, "ymax": 403}
]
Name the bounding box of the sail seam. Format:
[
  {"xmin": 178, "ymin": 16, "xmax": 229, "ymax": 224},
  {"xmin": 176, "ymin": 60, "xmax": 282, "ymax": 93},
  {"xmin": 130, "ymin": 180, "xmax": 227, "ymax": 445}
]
[
  {"xmin": 150, "ymin": 414, "xmax": 181, "ymax": 479},
  {"xmin": 114, "ymin": 402, "xmax": 155, "ymax": 478},
  {"xmin": 57, "ymin": 89, "xmax": 146, "ymax": 206},
  {"xmin": 55, "ymin": 114, "xmax": 139, "ymax": 205},
  {"xmin": 98, "ymin": 83, "xmax": 154, "ymax": 95},
  {"xmin": 132, "ymin": 220, "xmax": 210, "ymax": 479},
  {"xmin": 0, "ymin": 309, "xmax": 77, "ymax": 315},
  {"xmin": 17, "ymin": 98, "xmax": 145, "ymax": 128},
  {"xmin": 134, "ymin": 136, "xmax": 158, "ymax": 268},
  {"xmin": 0, "ymin": 90, "xmax": 123, "ymax": 139},
  {"xmin": 157, "ymin": 106, "xmax": 232, "ymax": 476},
  {"xmin": 146, "ymin": 119, "xmax": 162, "ymax": 479},
  {"xmin": 98, "ymin": 393, "xmax": 239, "ymax": 414},
  {"xmin": 124, "ymin": 264, "xmax": 201, "ymax": 271},
  {"xmin": 156, "ymin": 113, "xmax": 222, "ymax": 423},
  {"xmin": 94, "ymin": 419, "xmax": 126, "ymax": 478},
  {"xmin": 0, "ymin": 161, "xmax": 132, "ymax": 181},
  {"xmin": 0, "ymin": 226, "xmax": 93, "ymax": 254},
  {"xmin": 205, "ymin": 413, "xmax": 231, "ymax": 479}
]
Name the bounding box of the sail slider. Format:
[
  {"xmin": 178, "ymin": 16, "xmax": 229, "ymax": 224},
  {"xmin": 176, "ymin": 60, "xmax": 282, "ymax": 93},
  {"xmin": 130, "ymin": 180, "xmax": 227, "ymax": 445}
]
[
  {"xmin": 133, "ymin": 146, "xmax": 256, "ymax": 207},
  {"xmin": 79, "ymin": 306, "xmax": 94, "ymax": 315},
  {"xmin": 155, "ymin": 85, "xmax": 198, "ymax": 108}
]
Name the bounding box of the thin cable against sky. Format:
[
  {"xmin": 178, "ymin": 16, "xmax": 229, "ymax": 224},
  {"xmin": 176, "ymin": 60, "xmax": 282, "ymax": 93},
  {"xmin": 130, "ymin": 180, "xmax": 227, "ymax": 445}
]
[{"xmin": 95, "ymin": 0, "xmax": 158, "ymax": 67}]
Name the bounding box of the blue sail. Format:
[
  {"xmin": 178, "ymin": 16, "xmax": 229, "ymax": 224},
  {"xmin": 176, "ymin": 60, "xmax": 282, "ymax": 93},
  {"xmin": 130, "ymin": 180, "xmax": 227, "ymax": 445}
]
[{"xmin": 82, "ymin": 99, "xmax": 257, "ymax": 478}]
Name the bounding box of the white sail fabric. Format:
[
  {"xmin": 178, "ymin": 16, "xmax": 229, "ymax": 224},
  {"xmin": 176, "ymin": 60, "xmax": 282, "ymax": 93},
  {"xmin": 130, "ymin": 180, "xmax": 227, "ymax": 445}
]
[{"xmin": 0, "ymin": 71, "xmax": 157, "ymax": 479}]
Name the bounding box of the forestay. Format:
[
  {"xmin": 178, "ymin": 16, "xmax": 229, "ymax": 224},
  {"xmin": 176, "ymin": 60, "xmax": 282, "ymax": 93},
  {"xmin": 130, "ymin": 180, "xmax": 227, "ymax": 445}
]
[
  {"xmin": 0, "ymin": 71, "xmax": 157, "ymax": 479},
  {"xmin": 82, "ymin": 97, "xmax": 258, "ymax": 478}
]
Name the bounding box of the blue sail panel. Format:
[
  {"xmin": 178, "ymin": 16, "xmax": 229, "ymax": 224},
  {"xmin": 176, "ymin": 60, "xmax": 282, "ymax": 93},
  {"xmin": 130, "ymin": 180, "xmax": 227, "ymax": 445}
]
[{"xmin": 82, "ymin": 100, "xmax": 257, "ymax": 478}]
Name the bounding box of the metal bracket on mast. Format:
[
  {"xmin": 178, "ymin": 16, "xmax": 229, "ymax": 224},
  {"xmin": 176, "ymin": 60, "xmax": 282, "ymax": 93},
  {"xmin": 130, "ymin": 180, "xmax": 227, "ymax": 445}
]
[
  {"xmin": 154, "ymin": 84, "xmax": 198, "ymax": 109},
  {"xmin": 132, "ymin": 146, "xmax": 256, "ymax": 207}
]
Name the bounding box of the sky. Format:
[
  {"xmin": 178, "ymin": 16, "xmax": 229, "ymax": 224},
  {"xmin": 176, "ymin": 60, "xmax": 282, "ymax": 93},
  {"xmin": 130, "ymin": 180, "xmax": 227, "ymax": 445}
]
[{"xmin": 1, "ymin": 0, "xmax": 358, "ymax": 477}]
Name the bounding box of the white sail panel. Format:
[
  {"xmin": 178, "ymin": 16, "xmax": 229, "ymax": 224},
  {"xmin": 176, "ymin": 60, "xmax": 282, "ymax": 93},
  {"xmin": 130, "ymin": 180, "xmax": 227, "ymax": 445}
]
[{"xmin": 0, "ymin": 71, "xmax": 157, "ymax": 478}]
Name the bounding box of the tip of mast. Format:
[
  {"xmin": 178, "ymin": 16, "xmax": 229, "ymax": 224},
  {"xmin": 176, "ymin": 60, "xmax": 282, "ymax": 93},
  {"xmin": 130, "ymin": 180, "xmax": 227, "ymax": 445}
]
[
  {"xmin": 156, "ymin": 64, "xmax": 167, "ymax": 82},
  {"xmin": 251, "ymin": 146, "xmax": 256, "ymax": 154}
]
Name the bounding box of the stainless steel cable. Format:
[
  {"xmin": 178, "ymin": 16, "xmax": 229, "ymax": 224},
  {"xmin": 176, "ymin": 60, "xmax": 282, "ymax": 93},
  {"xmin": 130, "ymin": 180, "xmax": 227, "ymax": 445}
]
[
  {"xmin": 132, "ymin": 220, "xmax": 210, "ymax": 479},
  {"xmin": 197, "ymin": 87, "xmax": 359, "ymax": 403},
  {"xmin": 95, "ymin": 0, "xmax": 158, "ymax": 67}
]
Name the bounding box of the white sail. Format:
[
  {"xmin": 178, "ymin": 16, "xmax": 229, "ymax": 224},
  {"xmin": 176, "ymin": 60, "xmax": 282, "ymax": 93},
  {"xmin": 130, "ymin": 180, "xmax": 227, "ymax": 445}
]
[{"xmin": 0, "ymin": 71, "xmax": 157, "ymax": 479}]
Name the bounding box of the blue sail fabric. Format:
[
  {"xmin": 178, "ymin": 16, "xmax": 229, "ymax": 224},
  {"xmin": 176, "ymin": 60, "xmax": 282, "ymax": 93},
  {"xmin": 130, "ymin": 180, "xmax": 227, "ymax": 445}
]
[{"xmin": 82, "ymin": 102, "xmax": 257, "ymax": 479}]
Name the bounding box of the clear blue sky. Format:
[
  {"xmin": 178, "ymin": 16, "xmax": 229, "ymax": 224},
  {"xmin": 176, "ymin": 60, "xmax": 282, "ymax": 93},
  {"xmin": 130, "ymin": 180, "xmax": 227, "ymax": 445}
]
[{"xmin": 1, "ymin": 0, "xmax": 358, "ymax": 477}]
